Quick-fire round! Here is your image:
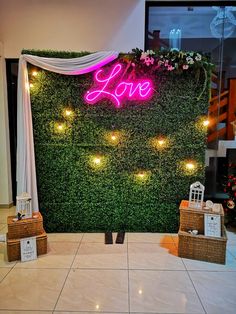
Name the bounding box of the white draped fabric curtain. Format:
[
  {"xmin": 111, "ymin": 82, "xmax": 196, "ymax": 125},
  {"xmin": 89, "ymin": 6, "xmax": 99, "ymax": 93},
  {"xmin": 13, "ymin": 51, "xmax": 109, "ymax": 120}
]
[{"xmin": 17, "ymin": 51, "xmax": 119, "ymax": 211}]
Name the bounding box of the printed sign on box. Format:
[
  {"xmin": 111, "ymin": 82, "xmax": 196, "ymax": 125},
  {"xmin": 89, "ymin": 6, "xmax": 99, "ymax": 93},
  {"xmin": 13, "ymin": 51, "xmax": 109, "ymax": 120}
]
[
  {"xmin": 204, "ymin": 214, "xmax": 221, "ymax": 238},
  {"xmin": 20, "ymin": 237, "xmax": 37, "ymax": 262}
]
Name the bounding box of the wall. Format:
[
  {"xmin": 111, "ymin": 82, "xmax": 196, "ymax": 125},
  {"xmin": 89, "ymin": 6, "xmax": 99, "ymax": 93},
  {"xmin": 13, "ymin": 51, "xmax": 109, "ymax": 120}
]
[
  {"xmin": 0, "ymin": 0, "xmax": 145, "ymax": 206},
  {"xmin": 27, "ymin": 50, "xmax": 210, "ymax": 232},
  {"xmin": 0, "ymin": 0, "xmax": 145, "ymax": 58},
  {"xmin": 0, "ymin": 42, "xmax": 12, "ymax": 207}
]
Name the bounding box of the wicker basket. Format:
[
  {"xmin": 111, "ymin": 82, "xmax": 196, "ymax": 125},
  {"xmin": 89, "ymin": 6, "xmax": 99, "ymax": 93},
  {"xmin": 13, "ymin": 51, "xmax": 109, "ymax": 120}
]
[
  {"xmin": 7, "ymin": 212, "xmax": 44, "ymax": 240},
  {"xmin": 178, "ymin": 228, "xmax": 227, "ymax": 264},
  {"xmin": 179, "ymin": 200, "xmax": 224, "ymax": 234},
  {"xmin": 7, "ymin": 231, "xmax": 47, "ymax": 262}
]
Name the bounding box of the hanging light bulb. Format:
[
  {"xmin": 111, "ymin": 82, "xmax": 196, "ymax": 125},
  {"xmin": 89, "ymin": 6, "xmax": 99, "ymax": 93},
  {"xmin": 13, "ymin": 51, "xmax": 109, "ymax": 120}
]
[
  {"xmin": 57, "ymin": 124, "xmax": 63, "ymax": 131},
  {"xmin": 186, "ymin": 162, "xmax": 195, "ymax": 170},
  {"xmin": 65, "ymin": 109, "xmax": 72, "ymax": 116},
  {"xmin": 157, "ymin": 139, "xmax": 165, "ymax": 146},
  {"xmin": 93, "ymin": 157, "xmax": 101, "ymax": 165},
  {"xmin": 111, "ymin": 134, "xmax": 117, "ymax": 141},
  {"xmin": 32, "ymin": 71, "xmax": 38, "ymax": 77},
  {"xmin": 203, "ymin": 119, "xmax": 210, "ymax": 127},
  {"xmin": 137, "ymin": 172, "xmax": 145, "ymax": 179}
]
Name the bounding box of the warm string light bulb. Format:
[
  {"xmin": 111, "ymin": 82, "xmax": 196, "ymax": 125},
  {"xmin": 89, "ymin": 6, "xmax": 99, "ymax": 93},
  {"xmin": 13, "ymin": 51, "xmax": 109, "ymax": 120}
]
[
  {"xmin": 138, "ymin": 289, "xmax": 143, "ymax": 295},
  {"xmin": 108, "ymin": 131, "xmax": 120, "ymax": 144},
  {"xmin": 65, "ymin": 109, "xmax": 72, "ymax": 116},
  {"xmin": 93, "ymin": 157, "xmax": 101, "ymax": 165},
  {"xmin": 29, "ymin": 83, "xmax": 34, "ymax": 88},
  {"xmin": 111, "ymin": 134, "xmax": 117, "ymax": 141},
  {"xmin": 203, "ymin": 119, "xmax": 210, "ymax": 127},
  {"xmin": 137, "ymin": 172, "xmax": 145, "ymax": 178},
  {"xmin": 57, "ymin": 124, "xmax": 63, "ymax": 131},
  {"xmin": 157, "ymin": 139, "xmax": 165, "ymax": 146},
  {"xmin": 136, "ymin": 171, "xmax": 149, "ymax": 181},
  {"xmin": 95, "ymin": 304, "xmax": 100, "ymax": 310},
  {"xmin": 186, "ymin": 162, "xmax": 195, "ymax": 170},
  {"xmin": 32, "ymin": 71, "xmax": 38, "ymax": 77}
]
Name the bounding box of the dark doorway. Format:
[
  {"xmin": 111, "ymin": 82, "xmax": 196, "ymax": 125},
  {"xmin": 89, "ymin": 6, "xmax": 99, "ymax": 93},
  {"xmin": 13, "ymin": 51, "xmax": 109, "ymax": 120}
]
[{"xmin": 6, "ymin": 59, "xmax": 19, "ymax": 205}]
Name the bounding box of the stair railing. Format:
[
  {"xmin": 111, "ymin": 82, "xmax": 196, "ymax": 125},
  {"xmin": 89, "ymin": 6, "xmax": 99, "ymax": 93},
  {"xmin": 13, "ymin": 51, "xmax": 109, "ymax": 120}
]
[{"xmin": 208, "ymin": 78, "xmax": 236, "ymax": 143}]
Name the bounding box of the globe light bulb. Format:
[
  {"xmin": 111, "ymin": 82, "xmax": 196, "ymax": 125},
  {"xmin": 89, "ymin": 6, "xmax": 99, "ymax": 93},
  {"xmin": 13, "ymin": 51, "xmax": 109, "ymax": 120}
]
[
  {"xmin": 29, "ymin": 83, "xmax": 34, "ymax": 88},
  {"xmin": 158, "ymin": 139, "xmax": 165, "ymax": 146},
  {"xmin": 94, "ymin": 157, "xmax": 101, "ymax": 165},
  {"xmin": 95, "ymin": 304, "xmax": 100, "ymax": 310},
  {"xmin": 111, "ymin": 135, "xmax": 117, "ymax": 141},
  {"xmin": 137, "ymin": 172, "xmax": 146, "ymax": 179},
  {"xmin": 57, "ymin": 124, "xmax": 63, "ymax": 131},
  {"xmin": 203, "ymin": 119, "xmax": 210, "ymax": 127},
  {"xmin": 65, "ymin": 109, "xmax": 72, "ymax": 116},
  {"xmin": 138, "ymin": 289, "xmax": 143, "ymax": 295},
  {"xmin": 186, "ymin": 162, "xmax": 195, "ymax": 170},
  {"xmin": 32, "ymin": 71, "xmax": 38, "ymax": 77}
]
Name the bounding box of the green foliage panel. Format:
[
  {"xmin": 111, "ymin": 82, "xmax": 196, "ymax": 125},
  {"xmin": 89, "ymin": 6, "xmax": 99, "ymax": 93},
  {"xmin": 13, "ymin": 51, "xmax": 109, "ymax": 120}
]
[{"xmin": 28, "ymin": 50, "xmax": 210, "ymax": 232}]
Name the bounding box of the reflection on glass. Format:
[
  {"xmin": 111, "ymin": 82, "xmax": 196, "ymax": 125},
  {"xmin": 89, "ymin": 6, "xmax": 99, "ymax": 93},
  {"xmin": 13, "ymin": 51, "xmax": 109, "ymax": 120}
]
[
  {"xmin": 169, "ymin": 29, "xmax": 181, "ymax": 50},
  {"xmin": 210, "ymin": 6, "xmax": 236, "ymax": 38}
]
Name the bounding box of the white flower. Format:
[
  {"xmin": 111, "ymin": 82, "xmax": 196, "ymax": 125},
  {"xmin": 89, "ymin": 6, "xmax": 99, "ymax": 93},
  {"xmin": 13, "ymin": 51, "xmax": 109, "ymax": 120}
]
[
  {"xmin": 186, "ymin": 56, "xmax": 194, "ymax": 64},
  {"xmin": 195, "ymin": 53, "xmax": 202, "ymax": 61},
  {"xmin": 146, "ymin": 50, "xmax": 155, "ymax": 55},
  {"xmin": 140, "ymin": 52, "xmax": 148, "ymax": 60}
]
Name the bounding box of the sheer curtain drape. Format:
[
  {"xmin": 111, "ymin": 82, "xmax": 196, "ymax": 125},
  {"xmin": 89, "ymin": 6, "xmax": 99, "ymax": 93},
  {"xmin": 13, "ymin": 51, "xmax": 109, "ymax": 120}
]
[{"xmin": 17, "ymin": 51, "xmax": 119, "ymax": 211}]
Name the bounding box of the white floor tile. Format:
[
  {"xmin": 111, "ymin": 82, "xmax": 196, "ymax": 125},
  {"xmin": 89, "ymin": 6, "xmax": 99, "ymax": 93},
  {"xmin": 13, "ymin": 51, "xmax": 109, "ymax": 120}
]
[
  {"xmin": 182, "ymin": 250, "xmax": 236, "ymax": 271},
  {"xmin": 82, "ymin": 232, "xmax": 127, "ymax": 243},
  {"xmin": 0, "ymin": 224, "xmax": 6, "ymax": 231},
  {"xmin": 0, "ymin": 268, "xmax": 68, "ymax": 310},
  {"xmin": 0, "ymin": 311, "xmax": 52, "ymax": 314},
  {"xmin": 129, "ymin": 270, "xmax": 205, "ymax": 313},
  {"xmin": 189, "ymin": 271, "xmax": 236, "ymax": 314},
  {"xmin": 72, "ymin": 242, "xmax": 127, "ymax": 269},
  {"xmin": 15, "ymin": 241, "xmax": 79, "ymax": 269},
  {"xmin": 128, "ymin": 242, "xmax": 185, "ymax": 270},
  {"xmin": 47, "ymin": 232, "xmax": 83, "ymax": 242},
  {"xmin": 0, "ymin": 243, "xmax": 17, "ymax": 268},
  {"xmin": 0, "ymin": 268, "xmax": 11, "ymax": 282},
  {"xmin": 127, "ymin": 232, "xmax": 174, "ymax": 244},
  {"xmin": 56, "ymin": 269, "xmax": 129, "ymax": 312}
]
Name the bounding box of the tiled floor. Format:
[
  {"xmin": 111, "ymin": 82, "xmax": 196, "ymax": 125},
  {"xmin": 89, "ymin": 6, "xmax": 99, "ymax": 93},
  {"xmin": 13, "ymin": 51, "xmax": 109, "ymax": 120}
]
[{"xmin": 0, "ymin": 208, "xmax": 236, "ymax": 313}]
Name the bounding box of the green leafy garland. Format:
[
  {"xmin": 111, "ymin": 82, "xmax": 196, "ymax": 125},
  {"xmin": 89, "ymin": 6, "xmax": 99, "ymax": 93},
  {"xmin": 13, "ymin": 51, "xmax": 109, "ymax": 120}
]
[{"xmin": 24, "ymin": 49, "xmax": 212, "ymax": 233}]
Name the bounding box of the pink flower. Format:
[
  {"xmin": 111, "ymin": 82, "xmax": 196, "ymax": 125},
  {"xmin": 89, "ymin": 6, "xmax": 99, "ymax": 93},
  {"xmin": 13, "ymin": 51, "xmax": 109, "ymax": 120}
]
[
  {"xmin": 144, "ymin": 57, "xmax": 154, "ymax": 66},
  {"xmin": 183, "ymin": 64, "xmax": 189, "ymax": 70},
  {"xmin": 140, "ymin": 52, "xmax": 148, "ymax": 60},
  {"xmin": 164, "ymin": 60, "xmax": 169, "ymax": 66},
  {"xmin": 167, "ymin": 65, "xmax": 175, "ymax": 71}
]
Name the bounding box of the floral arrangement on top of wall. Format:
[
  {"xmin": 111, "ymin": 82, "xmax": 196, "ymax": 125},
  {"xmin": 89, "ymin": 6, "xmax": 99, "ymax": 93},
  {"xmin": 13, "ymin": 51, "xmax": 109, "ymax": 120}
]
[{"xmin": 121, "ymin": 48, "xmax": 214, "ymax": 73}]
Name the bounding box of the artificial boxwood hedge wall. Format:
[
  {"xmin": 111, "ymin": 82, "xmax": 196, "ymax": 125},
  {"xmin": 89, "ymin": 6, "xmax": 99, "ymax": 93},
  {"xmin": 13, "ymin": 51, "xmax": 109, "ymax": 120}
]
[{"xmin": 25, "ymin": 49, "xmax": 211, "ymax": 232}]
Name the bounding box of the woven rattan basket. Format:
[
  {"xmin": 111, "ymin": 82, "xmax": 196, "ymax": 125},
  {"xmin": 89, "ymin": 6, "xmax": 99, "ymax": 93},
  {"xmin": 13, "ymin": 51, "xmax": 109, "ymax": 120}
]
[
  {"xmin": 178, "ymin": 228, "xmax": 227, "ymax": 264},
  {"xmin": 179, "ymin": 200, "xmax": 224, "ymax": 234},
  {"xmin": 7, "ymin": 231, "xmax": 47, "ymax": 262},
  {"xmin": 7, "ymin": 212, "xmax": 44, "ymax": 240}
]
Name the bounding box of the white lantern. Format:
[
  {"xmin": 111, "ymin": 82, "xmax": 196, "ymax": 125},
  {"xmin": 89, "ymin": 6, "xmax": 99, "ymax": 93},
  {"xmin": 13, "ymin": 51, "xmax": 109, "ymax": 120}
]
[
  {"xmin": 16, "ymin": 192, "xmax": 32, "ymax": 219},
  {"xmin": 189, "ymin": 181, "xmax": 205, "ymax": 209}
]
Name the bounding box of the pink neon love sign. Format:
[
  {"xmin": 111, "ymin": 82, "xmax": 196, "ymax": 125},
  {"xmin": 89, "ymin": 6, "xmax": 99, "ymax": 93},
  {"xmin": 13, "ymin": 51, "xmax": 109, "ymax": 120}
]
[{"xmin": 85, "ymin": 63, "xmax": 153, "ymax": 107}]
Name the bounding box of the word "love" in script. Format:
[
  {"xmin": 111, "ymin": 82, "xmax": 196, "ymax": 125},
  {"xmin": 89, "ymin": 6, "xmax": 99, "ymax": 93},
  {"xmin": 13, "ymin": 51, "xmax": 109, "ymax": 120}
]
[{"xmin": 85, "ymin": 63, "xmax": 153, "ymax": 107}]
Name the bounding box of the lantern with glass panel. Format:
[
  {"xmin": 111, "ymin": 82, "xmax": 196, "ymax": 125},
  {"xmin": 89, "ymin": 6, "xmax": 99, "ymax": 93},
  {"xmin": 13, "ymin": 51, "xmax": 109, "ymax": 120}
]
[
  {"xmin": 189, "ymin": 182, "xmax": 205, "ymax": 209},
  {"xmin": 16, "ymin": 192, "xmax": 32, "ymax": 219}
]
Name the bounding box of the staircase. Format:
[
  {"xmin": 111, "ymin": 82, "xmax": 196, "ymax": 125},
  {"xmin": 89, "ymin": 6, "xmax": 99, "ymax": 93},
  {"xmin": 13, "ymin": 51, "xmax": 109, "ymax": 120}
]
[
  {"xmin": 207, "ymin": 77, "xmax": 236, "ymax": 144},
  {"xmin": 205, "ymin": 76, "xmax": 236, "ymax": 199}
]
